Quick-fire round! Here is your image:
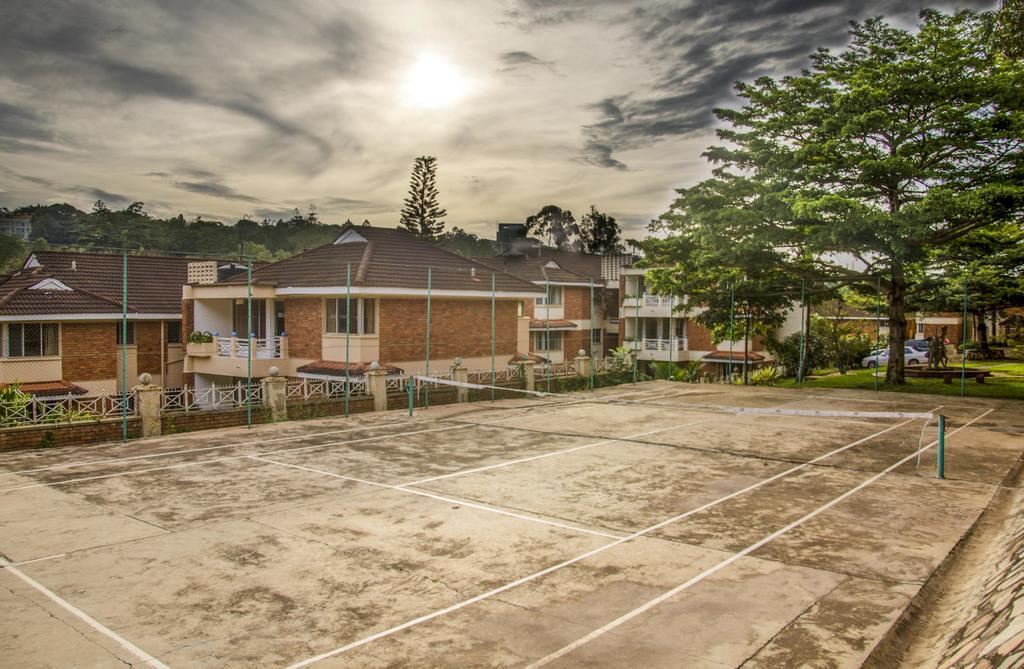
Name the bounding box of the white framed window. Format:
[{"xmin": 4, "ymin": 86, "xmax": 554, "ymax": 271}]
[
  {"xmin": 6, "ymin": 323, "xmax": 59, "ymax": 357},
  {"xmin": 326, "ymin": 298, "xmax": 376, "ymax": 335},
  {"xmin": 916, "ymin": 322, "xmax": 925, "ymax": 335},
  {"xmin": 115, "ymin": 322, "xmax": 136, "ymax": 345},
  {"xmin": 533, "ymin": 331, "xmax": 562, "ymax": 351},
  {"xmin": 536, "ymin": 286, "xmax": 563, "ymax": 306},
  {"xmin": 591, "ymin": 328, "xmax": 602, "ymax": 343}
]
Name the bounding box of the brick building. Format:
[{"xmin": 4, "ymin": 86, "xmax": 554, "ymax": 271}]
[
  {"xmin": 183, "ymin": 225, "xmax": 541, "ymax": 392},
  {"xmin": 0, "ymin": 251, "xmax": 199, "ymax": 396},
  {"xmin": 476, "ymin": 247, "xmax": 630, "ymax": 363}
]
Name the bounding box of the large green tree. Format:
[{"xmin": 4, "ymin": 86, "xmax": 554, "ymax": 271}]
[
  {"xmin": 578, "ymin": 206, "xmax": 623, "ymax": 254},
  {"xmin": 399, "ymin": 156, "xmax": 447, "ymax": 238},
  {"xmin": 650, "ymin": 9, "xmax": 1024, "ymax": 384},
  {"xmin": 525, "ymin": 205, "xmax": 578, "ymax": 250}
]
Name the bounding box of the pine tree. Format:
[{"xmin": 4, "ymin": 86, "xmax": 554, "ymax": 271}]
[{"xmin": 399, "ymin": 156, "xmax": 447, "ymax": 238}]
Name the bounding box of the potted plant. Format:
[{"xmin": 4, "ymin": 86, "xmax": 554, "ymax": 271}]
[{"xmin": 186, "ymin": 330, "xmax": 217, "ymax": 356}]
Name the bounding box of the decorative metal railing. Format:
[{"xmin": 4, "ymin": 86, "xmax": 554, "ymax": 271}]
[
  {"xmin": 541, "ymin": 361, "xmax": 577, "ymax": 377},
  {"xmin": 385, "ymin": 375, "xmax": 407, "ymax": 392},
  {"xmin": 213, "ymin": 336, "xmax": 284, "ymax": 359},
  {"xmin": 413, "ymin": 373, "xmax": 453, "ymax": 391},
  {"xmin": 161, "ymin": 382, "xmax": 262, "ymax": 413},
  {"xmin": 0, "ymin": 392, "xmax": 135, "ymax": 427},
  {"xmin": 284, "ymin": 377, "xmax": 369, "ymax": 401},
  {"xmin": 642, "ymin": 337, "xmax": 687, "ymax": 352}
]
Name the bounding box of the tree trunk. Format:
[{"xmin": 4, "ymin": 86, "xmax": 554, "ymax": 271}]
[
  {"xmin": 977, "ymin": 313, "xmax": 990, "ymax": 357},
  {"xmin": 884, "ymin": 262, "xmax": 907, "ymax": 385},
  {"xmin": 743, "ymin": 313, "xmax": 751, "ymax": 385}
]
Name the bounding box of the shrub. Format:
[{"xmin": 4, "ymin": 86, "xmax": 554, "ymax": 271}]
[
  {"xmin": 188, "ymin": 330, "xmax": 214, "ymax": 344},
  {"xmin": 606, "ymin": 346, "xmax": 634, "ymax": 373},
  {"xmin": 747, "ymin": 366, "xmax": 780, "ymax": 386}
]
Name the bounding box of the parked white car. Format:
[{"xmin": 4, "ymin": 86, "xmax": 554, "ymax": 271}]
[{"xmin": 862, "ymin": 346, "xmax": 929, "ymax": 368}]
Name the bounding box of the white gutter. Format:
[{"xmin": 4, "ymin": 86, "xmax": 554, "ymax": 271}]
[
  {"xmin": 0, "ymin": 313, "xmax": 181, "ymax": 322},
  {"xmin": 274, "ymin": 286, "xmax": 541, "ymax": 298}
]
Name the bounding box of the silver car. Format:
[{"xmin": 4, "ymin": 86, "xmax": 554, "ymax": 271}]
[{"xmin": 862, "ymin": 346, "xmax": 929, "ymax": 368}]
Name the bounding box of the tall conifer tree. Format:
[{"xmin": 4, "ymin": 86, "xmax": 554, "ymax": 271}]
[{"xmin": 399, "ymin": 156, "xmax": 447, "ymax": 238}]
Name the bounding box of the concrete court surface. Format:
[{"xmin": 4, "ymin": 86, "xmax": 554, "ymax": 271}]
[{"xmin": 0, "ymin": 381, "xmax": 1020, "ymax": 669}]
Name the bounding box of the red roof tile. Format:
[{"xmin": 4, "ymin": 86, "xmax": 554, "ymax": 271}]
[
  {"xmin": 0, "ymin": 380, "xmax": 88, "ymax": 396},
  {"xmin": 296, "ymin": 360, "xmax": 404, "ymax": 376}
]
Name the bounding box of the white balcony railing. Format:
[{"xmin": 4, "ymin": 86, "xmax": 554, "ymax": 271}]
[
  {"xmin": 643, "ymin": 294, "xmax": 674, "ymax": 307},
  {"xmin": 214, "ymin": 336, "xmax": 286, "ymax": 359},
  {"xmin": 641, "ymin": 337, "xmax": 688, "ymax": 352}
]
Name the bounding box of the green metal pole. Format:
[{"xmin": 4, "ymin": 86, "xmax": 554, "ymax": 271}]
[
  {"xmin": 589, "ymin": 279, "xmax": 596, "ymax": 391},
  {"xmin": 121, "ymin": 248, "xmax": 128, "ymax": 442},
  {"xmin": 728, "ymin": 282, "xmax": 735, "ymax": 383},
  {"xmin": 797, "ymin": 279, "xmax": 806, "ymax": 384},
  {"xmin": 937, "ymin": 414, "xmax": 946, "ymax": 479},
  {"xmin": 425, "ymin": 267, "xmax": 431, "ymax": 409},
  {"xmin": 545, "ymin": 277, "xmax": 551, "ymax": 393},
  {"xmin": 874, "ymin": 276, "xmax": 881, "ymax": 391},
  {"xmin": 632, "ymin": 277, "xmax": 640, "ymax": 384},
  {"xmin": 491, "ymin": 272, "xmax": 496, "ymax": 402},
  {"xmin": 246, "ymin": 260, "xmax": 252, "ymax": 429},
  {"xmin": 960, "ymin": 277, "xmax": 968, "ymax": 397},
  {"xmin": 407, "ymin": 378, "xmax": 413, "ymax": 416},
  {"xmin": 345, "ymin": 261, "xmax": 351, "ymax": 417},
  {"xmin": 668, "ymin": 294, "xmax": 674, "ymax": 380}
]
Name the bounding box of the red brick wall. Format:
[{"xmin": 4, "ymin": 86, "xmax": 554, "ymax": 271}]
[
  {"xmin": 62, "ymin": 322, "xmax": 117, "ymax": 381},
  {"xmin": 379, "ymin": 298, "xmax": 519, "ymax": 362},
  {"xmin": 182, "ymin": 299, "xmax": 194, "ymax": 336},
  {"xmin": 563, "ymin": 287, "xmax": 587, "ymax": 320},
  {"xmin": 0, "ymin": 418, "xmax": 141, "ymax": 453},
  {"xmin": 563, "ymin": 330, "xmax": 586, "ymax": 358},
  {"xmin": 285, "ymin": 298, "xmax": 322, "ymax": 359},
  {"xmin": 686, "ymin": 319, "xmax": 713, "ymax": 350},
  {"xmin": 136, "ymin": 321, "xmax": 162, "ymax": 376},
  {"xmin": 920, "ymin": 322, "xmax": 961, "ymax": 343}
]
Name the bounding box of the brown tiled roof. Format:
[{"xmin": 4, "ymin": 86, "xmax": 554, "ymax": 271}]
[
  {"xmin": 1, "ymin": 380, "xmax": 88, "ymax": 396},
  {"xmin": 296, "ymin": 360, "xmax": 404, "ymax": 376},
  {"xmin": 223, "ymin": 225, "xmax": 542, "ymax": 295},
  {"xmin": 0, "ymin": 250, "xmax": 217, "ymax": 317},
  {"xmin": 529, "ymin": 319, "xmax": 577, "ymax": 329},
  {"xmin": 474, "ymin": 256, "xmax": 594, "ymax": 285}
]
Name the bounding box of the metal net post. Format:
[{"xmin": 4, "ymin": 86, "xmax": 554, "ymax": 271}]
[
  {"xmin": 874, "ymin": 275, "xmax": 881, "ymax": 391},
  {"xmin": 728, "ymin": 282, "xmax": 735, "ymax": 383},
  {"xmin": 491, "ymin": 272, "xmax": 496, "ymax": 402},
  {"xmin": 122, "ymin": 247, "xmax": 129, "ymax": 441},
  {"xmin": 797, "ymin": 279, "xmax": 806, "ymax": 384},
  {"xmin": 345, "ymin": 261, "xmax": 351, "ymax": 417},
  {"xmin": 590, "ymin": 279, "xmax": 596, "ymax": 391},
  {"xmin": 425, "ymin": 267, "xmax": 432, "ymax": 409},
  {"xmin": 246, "ymin": 260, "xmax": 253, "ymax": 429},
  {"xmin": 960, "ymin": 277, "xmax": 968, "ymax": 397}
]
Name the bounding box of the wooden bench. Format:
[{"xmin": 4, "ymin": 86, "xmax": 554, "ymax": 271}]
[{"xmin": 904, "ymin": 368, "xmax": 992, "ymax": 384}]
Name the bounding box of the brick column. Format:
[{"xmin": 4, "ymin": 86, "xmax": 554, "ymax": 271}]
[
  {"xmin": 574, "ymin": 351, "xmax": 591, "ymax": 377},
  {"xmin": 521, "ymin": 360, "xmax": 536, "ymax": 392},
  {"xmin": 134, "ymin": 378, "xmax": 162, "ymax": 438},
  {"xmin": 261, "ymin": 369, "xmax": 287, "ymax": 422},
  {"xmin": 452, "ymin": 364, "xmax": 469, "ymax": 402},
  {"xmin": 366, "ymin": 367, "xmax": 388, "ymax": 412}
]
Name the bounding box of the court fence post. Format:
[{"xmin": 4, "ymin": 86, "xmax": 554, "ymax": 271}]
[
  {"xmin": 937, "ymin": 414, "xmax": 946, "ymax": 479},
  {"xmin": 406, "ymin": 378, "xmax": 414, "ymax": 416}
]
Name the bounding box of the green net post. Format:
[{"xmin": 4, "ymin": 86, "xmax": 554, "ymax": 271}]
[
  {"xmin": 728, "ymin": 282, "xmax": 735, "ymax": 383},
  {"xmin": 407, "ymin": 378, "xmax": 414, "ymax": 416},
  {"xmin": 797, "ymin": 279, "xmax": 806, "ymax": 384},
  {"xmin": 491, "ymin": 272, "xmax": 496, "ymax": 402},
  {"xmin": 246, "ymin": 260, "xmax": 253, "ymax": 429},
  {"xmin": 632, "ymin": 277, "xmax": 640, "ymax": 384},
  {"xmin": 589, "ymin": 279, "xmax": 596, "ymax": 391},
  {"xmin": 425, "ymin": 267, "xmax": 432, "ymax": 409},
  {"xmin": 344, "ymin": 261, "xmax": 351, "ymax": 417},
  {"xmin": 960, "ymin": 277, "xmax": 968, "ymax": 397},
  {"xmin": 937, "ymin": 414, "xmax": 946, "ymax": 479},
  {"xmin": 668, "ymin": 294, "xmax": 674, "ymax": 380},
  {"xmin": 121, "ymin": 247, "xmax": 128, "ymax": 442},
  {"xmin": 545, "ymin": 276, "xmax": 552, "ymax": 393},
  {"xmin": 874, "ymin": 276, "xmax": 881, "ymax": 391}
]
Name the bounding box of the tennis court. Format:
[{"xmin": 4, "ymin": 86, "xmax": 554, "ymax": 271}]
[{"xmin": 0, "ymin": 381, "xmax": 1020, "ymax": 668}]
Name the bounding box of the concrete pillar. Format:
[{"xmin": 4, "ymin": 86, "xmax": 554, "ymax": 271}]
[
  {"xmin": 261, "ymin": 372, "xmax": 288, "ymax": 422},
  {"xmin": 134, "ymin": 379, "xmax": 162, "ymax": 438},
  {"xmin": 521, "ymin": 360, "xmax": 536, "ymax": 392},
  {"xmin": 279, "ymin": 335, "xmax": 289, "ymax": 359},
  {"xmin": 574, "ymin": 350, "xmax": 591, "ymax": 377},
  {"xmin": 366, "ymin": 368, "xmax": 388, "ymax": 412},
  {"xmin": 452, "ymin": 364, "xmax": 469, "ymax": 402}
]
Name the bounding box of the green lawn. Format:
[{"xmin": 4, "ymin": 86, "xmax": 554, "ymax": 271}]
[{"xmin": 776, "ymin": 365, "xmax": 1024, "ymax": 400}]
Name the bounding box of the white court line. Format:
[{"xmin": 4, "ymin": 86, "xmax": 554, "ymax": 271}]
[
  {"xmin": 0, "ymin": 418, "xmax": 421, "ymax": 478},
  {"xmin": 281, "ymin": 406, "xmax": 940, "ymax": 669},
  {"xmin": 0, "ymin": 553, "xmax": 66, "ymax": 568},
  {"xmin": 250, "ymin": 456, "xmax": 622, "ymax": 540},
  {"xmin": 0, "ymin": 386, "xmax": 668, "ymax": 480},
  {"xmin": 0, "ymin": 424, "xmax": 476, "ymax": 494},
  {"xmin": 527, "ymin": 407, "xmax": 991, "ymax": 668},
  {"xmin": 0, "ymin": 555, "xmax": 170, "ymax": 669}
]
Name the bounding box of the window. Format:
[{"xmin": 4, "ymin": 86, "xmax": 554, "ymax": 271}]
[
  {"xmin": 166, "ymin": 321, "xmax": 182, "ymax": 344},
  {"xmin": 916, "ymin": 322, "xmax": 925, "ymax": 335},
  {"xmin": 536, "ymin": 286, "xmax": 563, "ymax": 306},
  {"xmin": 232, "ymin": 299, "xmax": 267, "ymax": 338},
  {"xmin": 115, "ymin": 322, "xmax": 135, "ymax": 345},
  {"xmin": 591, "ymin": 328, "xmax": 602, "ymax": 343},
  {"xmin": 533, "ymin": 331, "xmax": 562, "ymax": 351},
  {"xmin": 326, "ymin": 298, "xmax": 376, "ymax": 335},
  {"xmin": 7, "ymin": 323, "xmax": 59, "ymax": 357}
]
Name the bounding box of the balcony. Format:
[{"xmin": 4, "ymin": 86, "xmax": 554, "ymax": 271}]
[
  {"xmin": 633, "ymin": 337, "xmax": 688, "ymax": 361},
  {"xmin": 186, "ymin": 336, "xmax": 288, "ymax": 377},
  {"xmin": 621, "ymin": 294, "xmax": 677, "ymax": 317}
]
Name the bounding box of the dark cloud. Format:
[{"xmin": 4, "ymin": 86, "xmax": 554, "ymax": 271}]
[
  {"xmin": 174, "ymin": 181, "xmax": 260, "ymax": 203},
  {"xmin": 498, "ymin": 50, "xmax": 554, "ymax": 70},
  {"xmin": 67, "ymin": 186, "xmax": 129, "ymax": 204}
]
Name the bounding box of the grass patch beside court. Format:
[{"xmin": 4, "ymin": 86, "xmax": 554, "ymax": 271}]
[{"xmin": 777, "ymin": 365, "xmax": 1024, "ymax": 400}]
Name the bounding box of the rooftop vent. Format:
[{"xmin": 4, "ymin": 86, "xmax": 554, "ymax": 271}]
[{"xmin": 187, "ymin": 261, "xmax": 218, "ymax": 285}]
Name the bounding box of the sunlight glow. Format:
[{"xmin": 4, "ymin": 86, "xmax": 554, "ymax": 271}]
[{"xmin": 400, "ymin": 53, "xmax": 470, "ymax": 109}]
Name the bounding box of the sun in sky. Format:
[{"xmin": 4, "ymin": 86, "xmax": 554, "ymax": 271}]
[{"xmin": 400, "ymin": 52, "xmax": 471, "ymax": 109}]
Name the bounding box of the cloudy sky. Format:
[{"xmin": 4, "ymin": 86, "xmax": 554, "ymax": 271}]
[{"xmin": 0, "ymin": 0, "xmax": 992, "ymax": 240}]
